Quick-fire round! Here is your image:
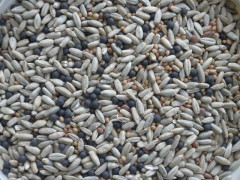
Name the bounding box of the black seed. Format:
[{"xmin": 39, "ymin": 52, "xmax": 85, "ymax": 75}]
[
  {"xmin": 190, "ymin": 69, "xmax": 198, "ymax": 77},
  {"xmin": 123, "ymin": 44, "xmax": 130, "ymax": 50},
  {"xmin": 30, "ymin": 35, "xmax": 37, "ymax": 43},
  {"xmin": 153, "ymin": 114, "xmax": 162, "ymax": 123},
  {"xmin": 51, "ymin": 71, "xmax": 60, "ymax": 79},
  {"xmin": 138, "ymin": 149, "xmax": 144, "ymax": 156},
  {"xmin": 78, "ymin": 131, "xmax": 85, "ymax": 138},
  {"xmin": 85, "ymin": 139, "xmax": 95, "ymax": 146},
  {"xmin": 128, "ymin": 69, "xmax": 136, "ymax": 78},
  {"xmin": 36, "ymin": 161, "xmax": 43, "ymax": 168},
  {"xmin": 102, "ymin": 63, "xmax": 109, "ymax": 69},
  {"xmin": 177, "ymin": 141, "xmax": 184, "ymax": 149},
  {"xmin": 115, "ymin": 40, "xmax": 123, "ymax": 48},
  {"xmin": 129, "ymin": 5, "xmax": 138, "ymax": 13},
  {"xmin": 113, "ymin": 121, "xmax": 122, "ymax": 129},
  {"xmin": 206, "ymin": 88, "xmax": 214, "ymax": 96},
  {"xmin": 74, "ymin": 61, "xmax": 82, "ymax": 68},
  {"xmin": 65, "ymin": 76, "xmax": 72, "ymax": 82},
  {"xmin": 94, "ymin": 87, "xmax": 101, "ymax": 95},
  {"xmin": 106, "ymin": 135, "xmax": 114, "ymax": 141},
  {"xmin": 56, "ymin": 97, "xmax": 65, "ymax": 106},
  {"xmin": 60, "ymin": 2, "xmax": 69, "ymax": 9},
  {"xmin": 166, "ymin": 138, "xmax": 174, "ymax": 145},
  {"xmin": 100, "ymin": 36, "xmax": 108, "ymax": 44},
  {"xmin": 111, "ymin": 97, "xmax": 119, "ymax": 104},
  {"xmin": 101, "ymin": 171, "xmax": 110, "ymax": 179},
  {"xmin": 2, "ymin": 168, "xmax": 10, "ymax": 175},
  {"xmin": 75, "ymin": 43, "xmax": 82, "ymax": 50},
  {"xmin": 63, "ymin": 48, "xmax": 69, "ymax": 55},
  {"xmin": 167, "ymin": 21, "xmax": 174, "ymax": 29},
  {"xmin": 103, "ymin": 13, "xmax": 111, "ymax": 20},
  {"xmin": 224, "ymin": 76, "xmax": 233, "ymax": 85},
  {"xmin": 87, "ymin": 169, "xmax": 95, "ymax": 176},
  {"xmin": 180, "ymin": 8, "xmax": 188, "ymax": 16},
  {"xmin": 158, "ymin": 31, "xmax": 164, "ymax": 37},
  {"xmin": 219, "ymin": 32, "xmax": 227, "ymax": 40},
  {"xmin": 150, "ymin": 13, "xmax": 155, "ymax": 20},
  {"xmin": 232, "ymin": 136, "xmax": 240, "ymax": 144},
  {"xmin": 11, "ymin": 4, "xmax": 18, "ymax": 9},
  {"xmin": 43, "ymin": 26, "xmax": 49, "ymax": 33},
  {"xmin": 165, "ymin": 166, "xmax": 171, "ymax": 172},
  {"xmin": 19, "ymin": 155, "xmax": 27, "ymax": 163},
  {"xmin": 30, "ymin": 139, "xmax": 38, "ymax": 146},
  {"xmin": 2, "ymin": 141, "xmax": 9, "ymax": 149},
  {"xmin": 61, "ymin": 159, "xmax": 69, "ymax": 167},
  {"xmin": 117, "ymin": 145, "xmax": 123, "ymax": 152},
  {"xmin": 0, "ymin": 37, "xmax": 3, "ymax": 46},
  {"xmin": 137, "ymin": 162, "xmax": 144, "ymax": 170},
  {"xmin": 99, "ymin": 158, "xmax": 105, "ymax": 165},
  {"xmin": 64, "ymin": 117, "xmax": 71, "ymax": 124},
  {"xmin": 5, "ymin": 91, "xmax": 13, "ymax": 99},
  {"xmin": 1, "ymin": 120, "xmax": 8, "ymax": 127},
  {"xmin": 20, "ymin": 31, "xmax": 27, "ymax": 39},
  {"xmin": 90, "ymin": 93, "xmax": 97, "ymax": 100},
  {"xmin": 223, "ymin": 43, "xmax": 231, "ymax": 50},
  {"xmin": 3, "ymin": 161, "xmax": 10, "ymax": 168},
  {"xmin": 170, "ymin": 71, "xmax": 179, "ymax": 78},
  {"xmin": 206, "ymin": 75, "xmax": 215, "ymax": 86},
  {"xmin": 221, "ymin": 165, "xmax": 229, "ymax": 171},
  {"xmin": 49, "ymin": 114, "xmax": 58, "ymax": 121},
  {"xmin": 58, "ymin": 109, "xmax": 65, "ymax": 116},
  {"xmin": 129, "ymin": 165, "xmax": 137, "ymax": 174},
  {"xmin": 170, "ymin": 49, "xmax": 175, "ymax": 55},
  {"xmin": 141, "ymin": 59, "xmax": 148, "ymax": 67},
  {"xmin": 97, "ymin": 67, "xmax": 104, "ymax": 74},
  {"xmin": 56, "ymin": 9, "xmax": 62, "ymax": 17},
  {"xmin": 65, "ymin": 109, "xmax": 72, "ymax": 118},
  {"xmin": 194, "ymin": 92, "xmax": 202, "ymax": 100},
  {"xmin": 117, "ymin": 100, "xmax": 124, "ymax": 107},
  {"xmin": 90, "ymin": 100, "xmax": 99, "ymax": 109},
  {"xmin": 142, "ymin": 24, "xmax": 150, "ymax": 32},
  {"xmin": 0, "ymin": 19, "xmax": 6, "ymax": 25},
  {"xmin": 103, "ymin": 54, "xmax": 111, "ymax": 63},
  {"xmin": 60, "ymin": 74, "xmax": 66, "ymax": 82},
  {"xmin": 107, "ymin": 18, "xmax": 115, "ymax": 26},
  {"xmin": 59, "ymin": 143, "xmax": 66, "ymax": 151},
  {"xmin": 203, "ymin": 124, "xmax": 211, "ymax": 131},
  {"xmin": 112, "ymin": 167, "xmax": 120, "ymax": 175},
  {"xmin": 81, "ymin": 40, "xmax": 88, "ymax": 49},
  {"xmin": 127, "ymin": 99, "xmax": 136, "ymax": 108},
  {"xmin": 79, "ymin": 151, "xmax": 87, "ymax": 158},
  {"xmin": 33, "ymin": 48, "xmax": 41, "ymax": 55},
  {"xmin": 173, "ymin": 45, "xmax": 182, "ymax": 53}
]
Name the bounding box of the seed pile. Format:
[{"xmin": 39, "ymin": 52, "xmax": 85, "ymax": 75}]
[{"xmin": 0, "ymin": 0, "xmax": 240, "ymax": 179}]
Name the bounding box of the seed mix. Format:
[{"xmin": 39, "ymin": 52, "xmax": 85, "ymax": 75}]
[{"xmin": 0, "ymin": 0, "xmax": 240, "ymax": 180}]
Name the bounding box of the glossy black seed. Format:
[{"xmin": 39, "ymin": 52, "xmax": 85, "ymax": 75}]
[
  {"xmin": 166, "ymin": 138, "xmax": 174, "ymax": 145},
  {"xmin": 123, "ymin": 44, "xmax": 130, "ymax": 50},
  {"xmin": 33, "ymin": 48, "xmax": 41, "ymax": 55},
  {"xmin": 1, "ymin": 120, "xmax": 8, "ymax": 126},
  {"xmin": 50, "ymin": 114, "xmax": 58, "ymax": 121},
  {"xmin": 0, "ymin": 19, "xmax": 6, "ymax": 25},
  {"xmin": 173, "ymin": 45, "xmax": 182, "ymax": 53},
  {"xmin": 224, "ymin": 76, "xmax": 233, "ymax": 85},
  {"xmin": 89, "ymin": 93, "xmax": 97, "ymax": 100},
  {"xmin": 60, "ymin": 2, "xmax": 69, "ymax": 9},
  {"xmin": 58, "ymin": 109, "xmax": 65, "ymax": 116},
  {"xmin": 206, "ymin": 88, "xmax": 214, "ymax": 96},
  {"xmin": 150, "ymin": 13, "xmax": 155, "ymax": 20},
  {"xmin": 170, "ymin": 71, "xmax": 179, "ymax": 78},
  {"xmin": 90, "ymin": 100, "xmax": 99, "ymax": 109},
  {"xmin": 192, "ymin": 76, "xmax": 199, "ymax": 82},
  {"xmin": 206, "ymin": 75, "xmax": 215, "ymax": 86},
  {"xmin": 180, "ymin": 8, "xmax": 188, "ymax": 16},
  {"xmin": 203, "ymin": 124, "xmax": 211, "ymax": 131},
  {"xmin": 103, "ymin": 54, "xmax": 111, "ymax": 63},
  {"xmin": 177, "ymin": 141, "xmax": 184, "ymax": 149},
  {"xmin": 75, "ymin": 43, "xmax": 82, "ymax": 50},
  {"xmin": 100, "ymin": 36, "xmax": 108, "ymax": 44},
  {"xmin": 137, "ymin": 162, "xmax": 144, "ymax": 170},
  {"xmin": 5, "ymin": 91, "xmax": 13, "ymax": 99},
  {"xmin": 30, "ymin": 139, "xmax": 38, "ymax": 146},
  {"xmin": 127, "ymin": 99, "xmax": 136, "ymax": 107},
  {"xmin": 112, "ymin": 167, "xmax": 120, "ymax": 175},
  {"xmin": 36, "ymin": 161, "xmax": 43, "ymax": 168},
  {"xmin": 65, "ymin": 109, "xmax": 72, "ymax": 118},
  {"xmin": 222, "ymin": 165, "xmax": 229, "ymax": 171},
  {"xmin": 61, "ymin": 159, "xmax": 69, "ymax": 167},
  {"xmin": 111, "ymin": 97, "xmax": 119, "ymax": 104},
  {"xmin": 2, "ymin": 168, "xmax": 10, "ymax": 175},
  {"xmin": 117, "ymin": 145, "xmax": 123, "ymax": 152},
  {"xmin": 30, "ymin": 35, "xmax": 37, "ymax": 43},
  {"xmin": 99, "ymin": 158, "xmax": 105, "ymax": 165},
  {"xmin": 117, "ymin": 100, "xmax": 124, "ymax": 107},
  {"xmin": 165, "ymin": 166, "xmax": 171, "ymax": 172},
  {"xmin": 142, "ymin": 24, "xmax": 150, "ymax": 32},
  {"xmin": 232, "ymin": 136, "xmax": 240, "ymax": 144},
  {"xmin": 94, "ymin": 87, "xmax": 101, "ymax": 95},
  {"xmin": 194, "ymin": 92, "xmax": 202, "ymax": 100},
  {"xmin": 107, "ymin": 18, "xmax": 115, "ymax": 26},
  {"xmin": 101, "ymin": 171, "xmax": 110, "ymax": 179},
  {"xmin": 141, "ymin": 59, "xmax": 148, "ymax": 67},
  {"xmin": 51, "ymin": 71, "xmax": 60, "ymax": 79},
  {"xmin": 128, "ymin": 70, "xmax": 136, "ymax": 78},
  {"xmin": 63, "ymin": 48, "xmax": 69, "ymax": 55},
  {"xmin": 59, "ymin": 143, "xmax": 66, "ymax": 151},
  {"xmin": 97, "ymin": 67, "xmax": 104, "ymax": 74},
  {"xmin": 85, "ymin": 139, "xmax": 95, "ymax": 146},
  {"xmin": 107, "ymin": 135, "xmax": 114, "ymax": 141},
  {"xmin": 79, "ymin": 151, "xmax": 87, "ymax": 158},
  {"xmin": 81, "ymin": 40, "xmax": 88, "ymax": 49},
  {"xmin": 19, "ymin": 155, "xmax": 27, "ymax": 163},
  {"xmin": 129, "ymin": 166, "xmax": 137, "ymax": 174},
  {"xmin": 43, "ymin": 26, "xmax": 49, "ymax": 33},
  {"xmin": 3, "ymin": 161, "xmax": 10, "ymax": 168},
  {"xmin": 113, "ymin": 121, "xmax": 122, "ymax": 129},
  {"xmin": 219, "ymin": 32, "xmax": 227, "ymax": 40},
  {"xmin": 78, "ymin": 132, "xmax": 85, "ymax": 138},
  {"xmin": 2, "ymin": 141, "xmax": 9, "ymax": 148},
  {"xmin": 167, "ymin": 21, "xmax": 174, "ymax": 29},
  {"xmin": 74, "ymin": 61, "xmax": 82, "ymax": 68},
  {"xmin": 103, "ymin": 13, "xmax": 111, "ymax": 20},
  {"xmin": 115, "ymin": 40, "xmax": 123, "ymax": 48},
  {"xmin": 99, "ymin": 153, "xmax": 107, "ymax": 159},
  {"xmin": 169, "ymin": 49, "xmax": 175, "ymax": 55},
  {"xmin": 56, "ymin": 9, "xmax": 62, "ymax": 17},
  {"xmin": 64, "ymin": 117, "xmax": 71, "ymax": 124},
  {"xmin": 138, "ymin": 150, "xmax": 144, "ymax": 156},
  {"xmin": 20, "ymin": 31, "xmax": 27, "ymax": 39},
  {"xmin": 190, "ymin": 69, "xmax": 198, "ymax": 77},
  {"xmin": 65, "ymin": 76, "xmax": 72, "ymax": 82},
  {"xmin": 153, "ymin": 114, "xmax": 162, "ymax": 123},
  {"xmin": 87, "ymin": 169, "xmax": 95, "ymax": 176},
  {"xmin": 60, "ymin": 75, "xmax": 66, "ymax": 82},
  {"xmin": 129, "ymin": 5, "xmax": 138, "ymax": 13},
  {"xmin": 56, "ymin": 97, "xmax": 65, "ymax": 106}
]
